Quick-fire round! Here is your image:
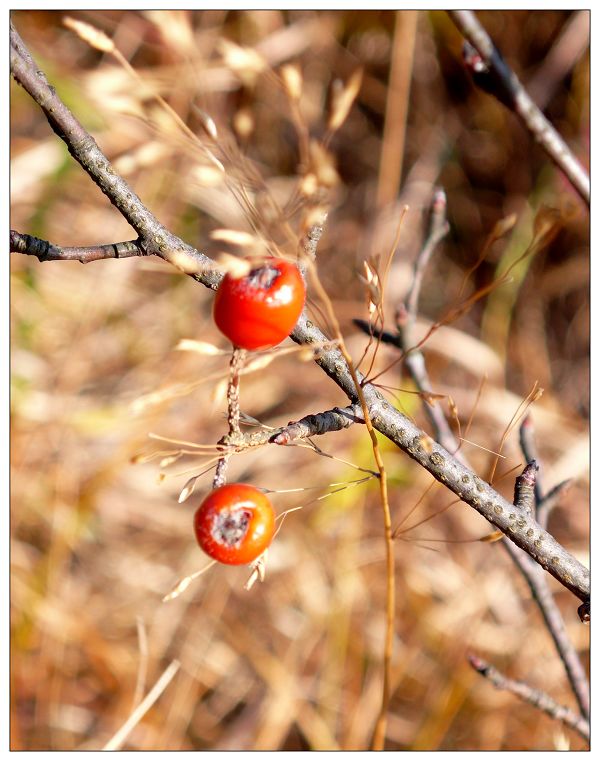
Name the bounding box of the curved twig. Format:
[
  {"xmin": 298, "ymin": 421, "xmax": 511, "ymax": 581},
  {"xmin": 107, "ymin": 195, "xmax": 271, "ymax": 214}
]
[
  {"xmin": 449, "ymin": 10, "xmax": 589, "ymax": 206},
  {"xmin": 468, "ymin": 655, "xmax": 589, "ymax": 742}
]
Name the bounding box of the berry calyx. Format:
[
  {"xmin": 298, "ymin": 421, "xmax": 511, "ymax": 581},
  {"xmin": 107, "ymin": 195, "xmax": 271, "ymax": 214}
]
[
  {"xmin": 193, "ymin": 483, "xmax": 276, "ymax": 565},
  {"xmin": 213, "ymin": 258, "xmax": 306, "ymax": 350}
]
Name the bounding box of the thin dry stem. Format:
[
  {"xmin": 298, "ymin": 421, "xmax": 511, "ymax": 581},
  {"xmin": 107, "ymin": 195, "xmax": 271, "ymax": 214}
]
[
  {"xmin": 449, "ymin": 10, "xmax": 589, "ymax": 205},
  {"xmin": 468, "ymin": 655, "xmax": 589, "ymax": 741},
  {"xmin": 376, "ymin": 11, "xmax": 418, "ymax": 208},
  {"xmin": 103, "ymin": 660, "xmax": 180, "ymax": 750},
  {"xmin": 305, "ymin": 262, "xmax": 394, "ymax": 751}
]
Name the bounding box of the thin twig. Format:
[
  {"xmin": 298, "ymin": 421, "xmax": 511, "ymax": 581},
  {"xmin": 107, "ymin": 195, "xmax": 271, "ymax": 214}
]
[
  {"xmin": 500, "ymin": 538, "xmax": 590, "ymax": 719},
  {"xmin": 404, "ymin": 189, "xmax": 450, "ymax": 322},
  {"xmin": 300, "ymin": 215, "xmax": 328, "ymax": 263},
  {"xmin": 537, "ymin": 479, "xmax": 573, "ymax": 531},
  {"xmin": 468, "ymin": 654, "xmax": 589, "ymax": 742},
  {"xmin": 395, "ymin": 189, "xmax": 464, "ymax": 463},
  {"xmin": 10, "ymin": 230, "xmax": 146, "ymax": 264},
  {"xmin": 516, "ymin": 428, "xmax": 590, "ymax": 718},
  {"xmin": 513, "ymin": 460, "xmax": 538, "ymax": 515},
  {"xmin": 305, "ymin": 261, "xmax": 395, "ymax": 751},
  {"xmin": 10, "ymin": 22, "xmax": 220, "ymax": 288},
  {"xmin": 449, "ymin": 10, "xmax": 589, "ymax": 206},
  {"xmin": 519, "ymin": 415, "xmax": 545, "ymax": 512},
  {"xmin": 526, "ymin": 10, "xmax": 590, "ymax": 110}
]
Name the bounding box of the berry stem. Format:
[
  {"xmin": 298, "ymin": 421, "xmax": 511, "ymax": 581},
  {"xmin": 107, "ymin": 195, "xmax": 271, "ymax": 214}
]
[
  {"xmin": 213, "ymin": 346, "xmax": 246, "ymax": 488},
  {"xmin": 227, "ymin": 347, "xmax": 245, "ymax": 436},
  {"xmin": 212, "ymin": 456, "xmax": 230, "ymax": 489}
]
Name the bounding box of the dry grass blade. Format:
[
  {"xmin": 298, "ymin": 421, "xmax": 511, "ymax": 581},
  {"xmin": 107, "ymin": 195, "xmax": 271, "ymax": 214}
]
[
  {"xmin": 103, "ymin": 661, "xmax": 181, "ymax": 750},
  {"xmin": 327, "ymin": 68, "xmax": 363, "ymax": 134},
  {"xmin": 162, "ymin": 563, "xmax": 217, "ymax": 602}
]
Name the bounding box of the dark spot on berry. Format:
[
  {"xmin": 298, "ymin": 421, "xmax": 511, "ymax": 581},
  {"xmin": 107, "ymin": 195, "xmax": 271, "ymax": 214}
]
[{"xmin": 212, "ymin": 508, "xmax": 250, "ymax": 547}]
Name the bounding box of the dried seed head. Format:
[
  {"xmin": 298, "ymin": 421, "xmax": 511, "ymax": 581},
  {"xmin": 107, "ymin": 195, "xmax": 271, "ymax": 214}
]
[
  {"xmin": 192, "ymin": 165, "xmax": 226, "ymax": 187},
  {"xmin": 63, "ymin": 16, "xmax": 115, "ymax": 53},
  {"xmin": 299, "ymin": 173, "xmax": 319, "ymax": 198},
  {"xmin": 211, "ymin": 229, "xmax": 259, "ymax": 247},
  {"xmin": 191, "ymin": 103, "xmax": 218, "ymax": 140},
  {"xmin": 211, "ymin": 231, "xmax": 269, "ymax": 264},
  {"xmin": 490, "ymin": 213, "xmax": 518, "ymax": 240},
  {"xmin": 160, "ymin": 454, "xmax": 181, "ymax": 469},
  {"xmin": 281, "ymin": 64, "xmax": 303, "ymax": 101},
  {"xmin": 362, "ymin": 260, "xmax": 382, "ymax": 313},
  {"xmin": 113, "ymin": 141, "xmax": 169, "ymax": 174},
  {"xmin": 215, "ymin": 253, "xmax": 253, "ymax": 279},
  {"xmin": 175, "ymin": 339, "xmax": 226, "ymax": 356},
  {"xmin": 218, "ymin": 39, "xmax": 267, "ymax": 85},
  {"xmin": 146, "ymin": 10, "xmax": 196, "ymax": 55},
  {"xmin": 327, "ymin": 69, "xmax": 363, "ymax": 132},
  {"xmin": 309, "ymin": 141, "xmax": 339, "ymax": 188},
  {"xmin": 233, "ymin": 108, "xmax": 255, "ymax": 139}
]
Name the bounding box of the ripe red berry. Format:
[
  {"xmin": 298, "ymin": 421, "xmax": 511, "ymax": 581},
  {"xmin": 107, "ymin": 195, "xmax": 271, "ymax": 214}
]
[
  {"xmin": 214, "ymin": 258, "xmax": 306, "ymax": 350},
  {"xmin": 193, "ymin": 483, "xmax": 276, "ymax": 565}
]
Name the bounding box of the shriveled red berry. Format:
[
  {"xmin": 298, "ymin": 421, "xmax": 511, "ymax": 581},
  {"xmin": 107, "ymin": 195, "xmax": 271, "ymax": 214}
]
[
  {"xmin": 193, "ymin": 483, "xmax": 276, "ymax": 565},
  {"xmin": 213, "ymin": 258, "xmax": 305, "ymax": 350}
]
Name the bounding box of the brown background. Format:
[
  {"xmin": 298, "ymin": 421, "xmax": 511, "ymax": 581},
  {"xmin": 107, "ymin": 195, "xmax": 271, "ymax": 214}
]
[{"xmin": 10, "ymin": 10, "xmax": 589, "ymax": 751}]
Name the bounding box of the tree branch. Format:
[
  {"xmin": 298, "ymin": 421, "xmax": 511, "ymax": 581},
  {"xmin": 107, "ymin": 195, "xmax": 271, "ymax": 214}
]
[
  {"xmin": 468, "ymin": 654, "xmax": 589, "ymax": 742},
  {"xmin": 394, "ymin": 188, "xmax": 467, "ymax": 464},
  {"xmin": 354, "ymin": 191, "xmax": 590, "ymax": 723},
  {"xmin": 519, "ymin": 414, "xmax": 545, "ymax": 512},
  {"xmin": 449, "ymin": 10, "xmax": 589, "ymax": 206},
  {"xmin": 10, "ymin": 230, "xmax": 146, "ymax": 263},
  {"xmin": 295, "ymin": 314, "xmax": 589, "ymax": 600},
  {"xmin": 10, "ymin": 22, "xmax": 589, "ymax": 603},
  {"xmin": 514, "ymin": 430, "xmax": 590, "ymax": 718},
  {"xmin": 10, "ymin": 21, "xmax": 220, "ymax": 289}
]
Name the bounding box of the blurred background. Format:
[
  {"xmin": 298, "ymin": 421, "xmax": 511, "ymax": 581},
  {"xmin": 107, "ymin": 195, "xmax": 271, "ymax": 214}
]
[{"xmin": 10, "ymin": 10, "xmax": 589, "ymax": 751}]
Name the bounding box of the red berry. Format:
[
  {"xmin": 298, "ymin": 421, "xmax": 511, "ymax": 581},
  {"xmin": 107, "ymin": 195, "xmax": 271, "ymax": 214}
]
[
  {"xmin": 193, "ymin": 484, "xmax": 276, "ymax": 565},
  {"xmin": 214, "ymin": 258, "xmax": 306, "ymax": 350}
]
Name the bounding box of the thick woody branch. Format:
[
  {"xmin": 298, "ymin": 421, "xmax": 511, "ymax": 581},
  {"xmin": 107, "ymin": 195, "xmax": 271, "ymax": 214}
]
[
  {"xmin": 364, "ymin": 229, "xmax": 590, "ymax": 711},
  {"xmin": 449, "ymin": 10, "xmax": 589, "ymax": 206},
  {"xmin": 468, "ymin": 655, "xmax": 589, "ymax": 741},
  {"xmin": 354, "ymin": 197, "xmax": 589, "ymax": 606},
  {"xmin": 293, "ymin": 312, "xmax": 589, "ymax": 601},
  {"xmin": 10, "ymin": 23, "xmax": 589, "ymax": 603}
]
